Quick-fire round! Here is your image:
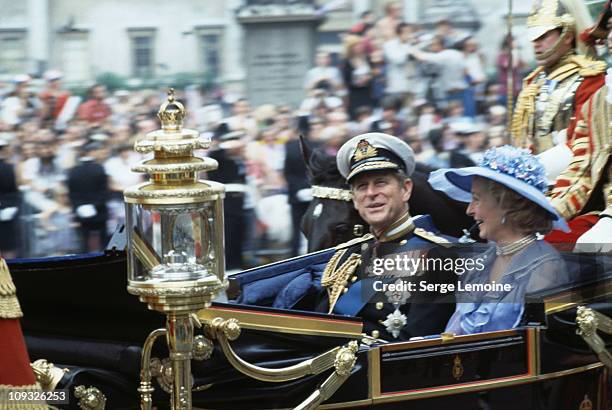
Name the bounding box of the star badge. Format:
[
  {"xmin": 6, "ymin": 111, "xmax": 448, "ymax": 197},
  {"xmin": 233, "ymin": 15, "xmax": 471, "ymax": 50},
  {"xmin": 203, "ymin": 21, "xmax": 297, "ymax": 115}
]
[{"xmin": 382, "ymin": 308, "xmax": 407, "ymax": 339}]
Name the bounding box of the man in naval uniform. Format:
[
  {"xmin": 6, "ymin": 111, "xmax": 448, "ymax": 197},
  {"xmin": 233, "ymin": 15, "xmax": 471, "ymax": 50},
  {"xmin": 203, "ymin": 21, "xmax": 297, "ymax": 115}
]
[
  {"xmin": 511, "ymin": 0, "xmax": 606, "ymax": 157},
  {"xmin": 315, "ymin": 133, "xmax": 456, "ymax": 341},
  {"xmin": 550, "ymin": 2, "xmax": 612, "ymax": 250}
]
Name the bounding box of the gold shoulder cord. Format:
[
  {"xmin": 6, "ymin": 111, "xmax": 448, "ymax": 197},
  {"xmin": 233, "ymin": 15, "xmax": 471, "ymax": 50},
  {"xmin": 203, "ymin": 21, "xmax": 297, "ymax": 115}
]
[
  {"xmin": 0, "ymin": 258, "xmax": 22, "ymax": 319},
  {"xmin": 512, "ymin": 67, "xmax": 545, "ymax": 147},
  {"xmin": 321, "ymin": 250, "xmax": 362, "ymax": 314}
]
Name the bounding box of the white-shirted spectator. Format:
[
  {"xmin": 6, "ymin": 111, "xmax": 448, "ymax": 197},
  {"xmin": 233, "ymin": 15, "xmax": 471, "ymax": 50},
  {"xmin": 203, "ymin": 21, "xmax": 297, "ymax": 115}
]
[
  {"xmin": 374, "ymin": 1, "xmax": 403, "ymax": 43},
  {"xmin": 383, "ymin": 22, "xmax": 417, "ymax": 99},
  {"xmin": 104, "ymin": 143, "xmax": 143, "ymax": 192},
  {"xmin": 304, "ymin": 51, "xmax": 344, "ymax": 92},
  {"xmin": 408, "ymin": 36, "xmax": 468, "ymax": 107},
  {"xmin": 21, "ymin": 137, "xmax": 65, "ymax": 213},
  {"xmin": 1, "ymin": 75, "xmax": 38, "ymax": 128},
  {"xmin": 224, "ymin": 98, "xmax": 258, "ymax": 139}
]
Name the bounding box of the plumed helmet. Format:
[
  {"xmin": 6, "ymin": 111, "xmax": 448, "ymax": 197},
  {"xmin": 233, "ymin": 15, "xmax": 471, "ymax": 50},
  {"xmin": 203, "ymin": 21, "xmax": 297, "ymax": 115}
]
[{"xmin": 527, "ymin": 0, "xmax": 595, "ymax": 56}]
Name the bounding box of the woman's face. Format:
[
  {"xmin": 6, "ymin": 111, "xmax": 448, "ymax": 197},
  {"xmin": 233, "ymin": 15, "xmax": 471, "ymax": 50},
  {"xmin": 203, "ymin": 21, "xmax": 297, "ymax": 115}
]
[{"xmin": 466, "ymin": 177, "xmax": 507, "ymax": 242}]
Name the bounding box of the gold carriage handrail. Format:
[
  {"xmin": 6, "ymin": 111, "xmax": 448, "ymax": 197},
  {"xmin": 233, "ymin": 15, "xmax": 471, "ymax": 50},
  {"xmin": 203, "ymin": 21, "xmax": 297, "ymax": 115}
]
[
  {"xmin": 544, "ymin": 276, "xmax": 612, "ymax": 315},
  {"xmin": 311, "ymin": 185, "xmax": 353, "ymax": 202},
  {"xmin": 198, "ymin": 305, "xmax": 363, "ymax": 338},
  {"xmin": 294, "ymin": 341, "xmax": 359, "ymax": 410},
  {"xmin": 576, "ymin": 306, "xmax": 612, "ymax": 369},
  {"xmin": 207, "ymin": 317, "xmax": 358, "ymax": 384}
]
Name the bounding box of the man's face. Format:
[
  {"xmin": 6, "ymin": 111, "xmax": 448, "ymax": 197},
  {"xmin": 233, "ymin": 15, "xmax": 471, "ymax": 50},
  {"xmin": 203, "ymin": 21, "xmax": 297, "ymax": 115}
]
[
  {"xmin": 316, "ymin": 53, "xmax": 330, "ymax": 67},
  {"xmin": 387, "ymin": 2, "xmax": 402, "ymax": 18},
  {"xmin": 37, "ymin": 143, "xmax": 55, "ymax": 159},
  {"xmin": 399, "ymin": 26, "xmax": 412, "ymax": 42},
  {"xmin": 532, "ymin": 29, "xmax": 572, "ymax": 68},
  {"xmin": 382, "ymin": 108, "xmax": 396, "ymax": 122},
  {"xmin": 351, "ymin": 171, "xmax": 412, "ymax": 234},
  {"xmin": 92, "ymin": 86, "xmax": 106, "ymax": 100},
  {"xmin": 234, "ymin": 100, "xmax": 250, "ymax": 116},
  {"xmin": 436, "ymin": 23, "xmax": 451, "ymax": 35},
  {"xmin": 429, "ymin": 39, "xmax": 443, "ymax": 52},
  {"xmin": 466, "ymin": 131, "xmax": 487, "ymax": 150}
]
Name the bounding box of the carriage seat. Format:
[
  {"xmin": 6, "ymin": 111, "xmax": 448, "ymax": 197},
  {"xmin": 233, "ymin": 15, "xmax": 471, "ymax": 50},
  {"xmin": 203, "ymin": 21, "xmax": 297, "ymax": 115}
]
[{"xmin": 233, "ymin": 249, "xmax": 334, "ymax": 310}]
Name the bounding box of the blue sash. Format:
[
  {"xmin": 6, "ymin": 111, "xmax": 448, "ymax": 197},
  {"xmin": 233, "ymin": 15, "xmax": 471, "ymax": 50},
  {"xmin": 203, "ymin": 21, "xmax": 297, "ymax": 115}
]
[{"xmin": 332, "ymin": 215, "xmax": 445, "ymax": 317}]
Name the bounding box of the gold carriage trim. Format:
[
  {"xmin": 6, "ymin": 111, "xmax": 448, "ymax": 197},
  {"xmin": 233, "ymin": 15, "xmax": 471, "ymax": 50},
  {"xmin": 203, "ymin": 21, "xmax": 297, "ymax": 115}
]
[
  {"xmin": 0, "ymin": 259, "xmax": 22, "ymax": 319},
  {"xmin": 311, "ymin": 185, "xmax": 353, "ymax": 202}
]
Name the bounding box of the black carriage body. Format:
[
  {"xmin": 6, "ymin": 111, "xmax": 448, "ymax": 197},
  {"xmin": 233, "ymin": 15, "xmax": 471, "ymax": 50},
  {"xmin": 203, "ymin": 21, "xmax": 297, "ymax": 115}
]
[{"xmin": 8, "ymin": 250, "xmax": 611, "ymax": 409}]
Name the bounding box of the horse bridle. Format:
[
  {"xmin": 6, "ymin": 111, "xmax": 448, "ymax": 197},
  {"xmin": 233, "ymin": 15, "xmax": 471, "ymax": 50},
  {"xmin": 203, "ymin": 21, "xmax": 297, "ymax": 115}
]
[
  {"xmin": 311, "ymin": 185, "xmax": 353, "ymax": 202},
  {"xmin": 310, "ymin": 185, "xmax": 365, "ymax": 237}
]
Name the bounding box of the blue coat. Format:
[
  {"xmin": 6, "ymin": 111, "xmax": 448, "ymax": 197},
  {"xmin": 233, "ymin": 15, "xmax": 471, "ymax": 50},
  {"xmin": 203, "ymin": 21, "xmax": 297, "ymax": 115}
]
[{"xmin": 445, "ymin": 240, "xmax": 569, "ymax": 335}]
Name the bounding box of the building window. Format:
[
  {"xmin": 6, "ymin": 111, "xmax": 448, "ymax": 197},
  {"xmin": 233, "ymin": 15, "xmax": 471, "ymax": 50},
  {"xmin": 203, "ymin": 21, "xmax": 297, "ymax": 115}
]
[
  {"xmin": 128, "ymin": 29, "xmax": 155, "ymax": 78},
  {"xmin": 0, "ymin": 30, "xmax": 27, "ymax": 75},
  {"xmin": 196, "ymin": 27, "xmax": 224, "ymax": 81},
  {"xmin": 59, "ymin": 31, "xmax": 90, "ymax": 82}
]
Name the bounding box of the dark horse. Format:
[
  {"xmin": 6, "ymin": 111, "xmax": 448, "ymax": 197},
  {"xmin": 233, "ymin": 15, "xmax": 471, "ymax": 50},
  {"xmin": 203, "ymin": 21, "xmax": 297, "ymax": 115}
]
[{"xmin": 300, "ymin": 138, "xmax": 475, "ymax": 252}]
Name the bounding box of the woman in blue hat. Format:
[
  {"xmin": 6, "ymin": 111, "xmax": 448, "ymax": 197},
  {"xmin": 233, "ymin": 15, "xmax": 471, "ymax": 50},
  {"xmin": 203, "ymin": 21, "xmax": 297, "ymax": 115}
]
[{"xmin": 429, "ymin": 145, "xmax": 570, "ymax": 335}]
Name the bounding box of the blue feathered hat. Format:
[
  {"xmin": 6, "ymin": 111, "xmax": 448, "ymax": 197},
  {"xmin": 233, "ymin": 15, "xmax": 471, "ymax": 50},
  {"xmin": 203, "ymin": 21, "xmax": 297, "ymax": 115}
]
[{"xmin": 428, "ymin": 145, "xmax": 569, "ymax": 232}]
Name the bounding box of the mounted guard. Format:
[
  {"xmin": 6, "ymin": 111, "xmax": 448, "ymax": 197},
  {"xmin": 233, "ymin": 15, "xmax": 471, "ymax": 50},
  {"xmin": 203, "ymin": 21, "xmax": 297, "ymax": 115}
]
[
  {"xmin": 511, "ymin": 0, "xmax": 606, "ymax": 156},
  {"xmin": 548, "ymin": 0, "xmax": 612, "ymax": 248}
]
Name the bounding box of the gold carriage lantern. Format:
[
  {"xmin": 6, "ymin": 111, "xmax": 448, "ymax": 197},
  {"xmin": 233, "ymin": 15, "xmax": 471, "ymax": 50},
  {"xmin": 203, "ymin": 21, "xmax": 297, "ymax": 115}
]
[
  {"xmin": 124, "ymin": 89, "xmax": 226, "ymax": 308},
  {"xmin": 123, "ymin": 89, "xmax": 226, "ymax": 408}
]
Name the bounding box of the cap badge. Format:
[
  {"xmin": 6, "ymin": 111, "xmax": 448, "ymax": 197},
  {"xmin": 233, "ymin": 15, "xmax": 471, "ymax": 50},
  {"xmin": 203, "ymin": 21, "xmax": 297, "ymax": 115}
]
[{"xmin": 353, "ymin": 139, "xmax": 378, "ymax": 162}]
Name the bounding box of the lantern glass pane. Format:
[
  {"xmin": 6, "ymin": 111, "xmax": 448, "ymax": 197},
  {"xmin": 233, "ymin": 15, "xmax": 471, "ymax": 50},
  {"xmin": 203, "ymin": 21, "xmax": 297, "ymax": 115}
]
[{"xmin": 126, "ymin": 200, "xmax": 222, "ymax": 283}]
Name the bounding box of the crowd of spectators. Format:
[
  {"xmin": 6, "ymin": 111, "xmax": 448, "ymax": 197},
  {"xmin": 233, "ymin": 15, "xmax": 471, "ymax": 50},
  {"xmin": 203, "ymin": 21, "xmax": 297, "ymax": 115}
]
[{"xmin": 0, "ymin": 2, "xmax": 530, "ymax": 266}]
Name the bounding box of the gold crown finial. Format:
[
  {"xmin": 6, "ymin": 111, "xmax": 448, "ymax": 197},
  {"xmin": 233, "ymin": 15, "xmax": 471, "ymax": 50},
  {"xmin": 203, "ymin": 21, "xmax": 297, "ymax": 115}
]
[{"xmin": 158, "ymin": 88, "xmax": 186, "ymax": 132}]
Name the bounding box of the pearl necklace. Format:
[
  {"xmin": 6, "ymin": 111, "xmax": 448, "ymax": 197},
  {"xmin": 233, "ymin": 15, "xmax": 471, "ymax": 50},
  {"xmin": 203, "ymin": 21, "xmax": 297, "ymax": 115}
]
[{"xmin": 495, "ymin": 234, "xmax": 537, "ymax": 256}]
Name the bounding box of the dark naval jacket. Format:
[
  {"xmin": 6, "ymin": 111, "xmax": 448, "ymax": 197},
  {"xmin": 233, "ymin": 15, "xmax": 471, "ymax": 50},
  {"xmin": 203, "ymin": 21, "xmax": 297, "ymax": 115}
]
[{"xmin": 315, "ymin": 213, "xmax": 457, "ymax": 341}]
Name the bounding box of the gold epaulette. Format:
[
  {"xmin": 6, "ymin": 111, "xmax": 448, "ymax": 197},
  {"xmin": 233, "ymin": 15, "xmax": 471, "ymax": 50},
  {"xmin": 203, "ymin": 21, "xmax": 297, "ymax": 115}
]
[
  {"xmin": 570, "ymin": 55, "xmax": 607, "ymax": 77},
  {"xmin": 334, "ymin": 233, "xmax": 374, "ymax": 250},
  {"xmin": 0, "ymin": 258, "xmax": 22, "ymax": 319},
  {"xmin": 413, "ymin": 228, "xmax": 452, "ymax": 247}
]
